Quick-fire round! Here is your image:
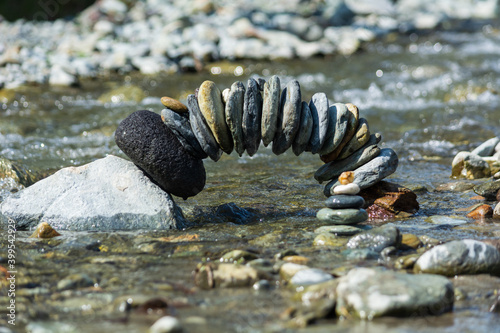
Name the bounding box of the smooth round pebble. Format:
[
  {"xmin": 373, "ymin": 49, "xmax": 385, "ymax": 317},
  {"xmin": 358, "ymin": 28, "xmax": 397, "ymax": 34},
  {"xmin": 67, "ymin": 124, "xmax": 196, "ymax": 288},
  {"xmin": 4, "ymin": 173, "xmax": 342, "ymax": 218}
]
[
  {"xmin": 316, "ymin": 208, "xmax": 368, "ymax": 225},
  {"xmin": 161, "ymin": 96, "xmax": 189, "ymax": 113},
  {"xmin": 325, "ymin": 195, "xmax": 365, "ymax": 209},
  {"xmin": 333, "ymin": 183, "xmax": 360, "ymax": 195},
  {"xmin": 149, "ymin": 316, "xmax": 183, "ymax": 333}
]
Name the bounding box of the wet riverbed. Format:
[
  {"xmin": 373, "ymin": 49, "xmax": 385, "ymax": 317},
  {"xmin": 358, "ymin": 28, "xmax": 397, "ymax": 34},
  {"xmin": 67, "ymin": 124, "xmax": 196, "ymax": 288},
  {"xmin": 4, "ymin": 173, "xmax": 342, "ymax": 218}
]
[{"xmin": 1, "ymin": 26, "xmax": 500, "ymax": 332}]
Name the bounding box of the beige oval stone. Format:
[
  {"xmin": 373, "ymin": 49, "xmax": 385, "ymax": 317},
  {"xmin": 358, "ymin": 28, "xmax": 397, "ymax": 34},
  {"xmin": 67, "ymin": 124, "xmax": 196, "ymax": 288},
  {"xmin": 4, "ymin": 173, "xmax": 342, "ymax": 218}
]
[
  {"xmin": 161, "ymin": 96, "xmax": 189, "ymax": 113},
  {"xmin": 197, "ymin": 81, "xmax": 233, "ymax": 154}
]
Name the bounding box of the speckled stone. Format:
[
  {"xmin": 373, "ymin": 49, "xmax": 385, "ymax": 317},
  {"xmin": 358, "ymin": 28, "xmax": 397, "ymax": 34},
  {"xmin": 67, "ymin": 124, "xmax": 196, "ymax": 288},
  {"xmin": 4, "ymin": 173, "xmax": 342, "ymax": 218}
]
[
  {"xmin": 225, "ymin": 81, "xmax": 246, "ymax": 156},
  {"xmin": 320, "ymin": 103, "xmax": 349, "ymax": 161},
  {"xmin": 261, "ymin": 75, "xmax": 281, "ymax": 147},
  {"xmin": 338, "ymin": 118, "xmax": 370, "ymax": 160},
  {"xmin": 307, "ymin": 92, "xmax": 329, "ymax": 154},
  {"xmin": 161, "ymin": 108, "xmax": 207, "ymax": 159},
  {"xmin": 315, "ymin": 143, "xmax": 381, "ymax": 182},
  {"xmin": 115, "ymin": 110, "xmax": 206, "ymax": 199},
  {"xmin": 161, "ymin": 96, "xmax": 189, "ymax": 113},
  {"xmin": 187, "ymin": 94, "xmax": 223, "ymax": 161},
  {"xmin": 242, "ymin": 78, "xmax": 263, "ymax": 156},
  {"xmin": 316, "ymin": 208, "xmax": 368, "ymax": 225},
  {"xmin": 292, "ymin": 101, "xmax": 313, "ymax": 156},
  {"xmin": 323, "ymin": 103, "xmax": 359, "ymax": 161},
  {"xmin": 325, "ymin": 195, "xmax": 365, "ymax": 209},
  {"xmin": 197, "ymin": 80, "xmax": 233, "ymax": 154},
  {"xmin": 272, "ymin": 80, "xmax": 302, "ymax": 155}
]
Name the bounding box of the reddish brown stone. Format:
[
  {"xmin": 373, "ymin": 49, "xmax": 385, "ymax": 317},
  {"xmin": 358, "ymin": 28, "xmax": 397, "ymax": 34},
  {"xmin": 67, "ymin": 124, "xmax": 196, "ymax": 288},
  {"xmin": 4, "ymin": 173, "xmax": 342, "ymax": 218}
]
[
  {"xmin": 470, "ymin": 195, "xmax": 486, "ymax": 200},
  {"xmin": 466, "ymin": 204, "xmax": 493, "ymax": 219},
  {"xmin": 496, "ymin": 189, "xmax": 500, "ymax": 202},
  {"xmin": 359, "ymin": 181, "xmax": 419, "ymax": 216},
  {"xmin": 366, "ymin": 204, "xmax": 395, "ymax": 220}
]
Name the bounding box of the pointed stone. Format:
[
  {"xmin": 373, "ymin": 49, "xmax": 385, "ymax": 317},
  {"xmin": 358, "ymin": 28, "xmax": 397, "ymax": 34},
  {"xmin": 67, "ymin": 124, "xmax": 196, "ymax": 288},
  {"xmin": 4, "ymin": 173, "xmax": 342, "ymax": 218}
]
[
  {"xmin": 187, "ymin": 94, "xmax": 223, "ymax": 161},
  {"xmin": 242, "ymin": 78, "xmax": 263, "ymax": 156},
  {"xmin": 197, "ymin": 80, "xmax": 233, "ymax": 154},
  {"xmin": 292, "ymin": 101, "xmax": 313, "ymax": 156},
  {"xmin": 261, "ymin": 75, "xmax": 281, "ymax": 147},
  {"xmin": 225, "ymin": 81, "xmax": 246, "ymax": 156},
  {"xmin": 273, "ymin": 80, "xmax": 302, "ymax": 155}
]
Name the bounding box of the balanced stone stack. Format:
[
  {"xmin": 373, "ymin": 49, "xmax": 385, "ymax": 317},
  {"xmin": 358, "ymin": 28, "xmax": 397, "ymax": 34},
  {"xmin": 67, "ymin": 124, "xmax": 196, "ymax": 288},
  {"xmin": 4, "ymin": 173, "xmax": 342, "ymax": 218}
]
[
  {"xmin": 316, "ymin": 171, "xmax": 368, "ymax": 225},
  {"xmin": 115, "ymin": 75, "xmax": 399, "ymax": 200}
]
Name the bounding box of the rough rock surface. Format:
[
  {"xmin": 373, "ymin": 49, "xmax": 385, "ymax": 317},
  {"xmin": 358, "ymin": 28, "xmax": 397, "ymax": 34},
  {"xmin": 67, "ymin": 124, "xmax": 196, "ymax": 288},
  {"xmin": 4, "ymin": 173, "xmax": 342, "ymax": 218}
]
[
  {"xmin": 115, "ymin": 109, "xmax": 206, "ymax": 198},
  {"xmin": 414, "ymin": 239, "xmax": 500, "ymax": 276},
  {"xmin": 0, "ymin": 155, "xmax": 187, "ymax": 231},
  {"xmin": 359, "ymin": 181, "xmax": 419, "ymax": 217},
  {"xmin": 336, "ymin": 267, "xmax": 454, "ymax": 319}
]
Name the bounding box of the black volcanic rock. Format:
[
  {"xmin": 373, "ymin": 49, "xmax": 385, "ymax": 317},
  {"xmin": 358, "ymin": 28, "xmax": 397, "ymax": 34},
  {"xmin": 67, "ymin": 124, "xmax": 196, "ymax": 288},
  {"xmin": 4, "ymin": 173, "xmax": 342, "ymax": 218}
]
[{"xmin": 115, "ymin": 110, "xmax": 206, "ymax": 199}]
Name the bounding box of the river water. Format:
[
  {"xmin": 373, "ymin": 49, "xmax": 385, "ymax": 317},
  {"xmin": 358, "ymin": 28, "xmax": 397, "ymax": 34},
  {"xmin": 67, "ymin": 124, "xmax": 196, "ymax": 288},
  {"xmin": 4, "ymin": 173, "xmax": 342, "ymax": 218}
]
[{"xmin": 1, "ymin": 26, "xmax": 500, "ymax": 332}]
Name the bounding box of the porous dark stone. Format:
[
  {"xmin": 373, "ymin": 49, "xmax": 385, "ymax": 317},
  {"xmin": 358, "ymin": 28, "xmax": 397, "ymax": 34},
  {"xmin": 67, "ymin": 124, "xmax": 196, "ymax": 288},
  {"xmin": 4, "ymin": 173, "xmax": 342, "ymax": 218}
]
[
  {"xmin": 325, "ymin": 195, "xmax": 365, "ymax": 209},
  {"xmin": 115, "ymin": 110, "xmax": 206, "ymax": 199},
  {"xmin": 242, "ymin": 78, "xmax": 263, "ymax": 156},
  {"xmin": 346, "ymin": 225, "xmax": 401, "ymax": 252}
]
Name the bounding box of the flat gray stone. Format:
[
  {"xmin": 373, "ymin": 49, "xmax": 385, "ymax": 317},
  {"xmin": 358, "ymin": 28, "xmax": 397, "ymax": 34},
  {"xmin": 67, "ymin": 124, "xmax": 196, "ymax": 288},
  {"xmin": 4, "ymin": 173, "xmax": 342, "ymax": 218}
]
[
  {"xmin": 325, "ymin": 195, "xmax": 365, "ymax": 209},
  {"xmin": 0, "ymin": 155, "xmax": 187, "ymax": 231},
  {"xmin": 315, "ymin": 143, "xmax": 381, "ymax": 182},
  {"xmin": 319, "ymin": 103, "xmax": 348, "ymax": 155},
  {"xmin": 161, "ymin": 108, "xmax": 207, "ymax": 159},
  {"xmin": 187, "ymin": 94, "xmax": 223, "ymax": 161},
  {"xmin": 272, "ymin": 80, "xmax": 302, "ymax": 155},
  {"xmin": 292, "ymin": 101, "xmax": 313, "ymax": 156},
  {"xmin": 346, "ymin": 225, "xmax": 401, "ymax": 252},
  {"xmin": 290, "ymin": 268, "xmax": 333, "ymax": 286},
  {"xmin": 225, "ymin": 81, "xmax": 246, "ymax": 156},
  {"xmin": 336, "ymin": 267, "xmax": 454, "ymax": 319},
  {"xmin": 242, "ymin": 78, "xmax": 263, "ymax": 156},
  {"xmin": 414, "ymin": 239, "xmax": 500, "ymax": 276},
  {"xmin": 261, "ymin": 75, "xmax": 281, "ymax": 147},
  {"xmin": 324, "ymin": 147, "xmax": 398, "ymax": 195},
  {"xmin": 471, "ymin": 137, "xmax": 500, "ymax": 156},
  {"xmin": 307, "ymin": 92, "xmax": 329, "ymax": 154},
  {"xmin": 316, "ymin": 208, "xmax": 368, "ymax": 225}
]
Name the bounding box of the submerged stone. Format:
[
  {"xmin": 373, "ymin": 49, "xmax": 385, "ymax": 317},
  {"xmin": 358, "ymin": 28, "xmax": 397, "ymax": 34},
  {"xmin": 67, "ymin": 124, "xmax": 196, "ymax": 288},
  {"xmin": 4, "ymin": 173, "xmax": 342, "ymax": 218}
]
[
  {"xmin": 336, "ymin": 267, "xmax": 454, "ymax": 319},
  {"xmin": 346, "ymin": 225, "xmax": 401, "ymax": 252},
  {"xmin": 414, "ymin": 239, "xmax": 500, "ymax": 276},
  {"xmin": 115, "ymin": 110, "xmax": 206, "ymax": 198},
  {"xmin": 0, "ymin": 155, "xmax": 188, "ymax": 230}
]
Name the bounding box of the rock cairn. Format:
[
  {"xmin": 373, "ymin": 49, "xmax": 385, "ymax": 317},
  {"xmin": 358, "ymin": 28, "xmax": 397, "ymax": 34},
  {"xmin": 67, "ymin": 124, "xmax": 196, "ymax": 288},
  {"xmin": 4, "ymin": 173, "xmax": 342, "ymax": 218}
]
[
  {"xmin": 115, "ymin": 76, "xmax": 398, "ymax": 200},
  {"xmin": 316, "ymin": 171, "xmax": 368, "ymax": 225}
]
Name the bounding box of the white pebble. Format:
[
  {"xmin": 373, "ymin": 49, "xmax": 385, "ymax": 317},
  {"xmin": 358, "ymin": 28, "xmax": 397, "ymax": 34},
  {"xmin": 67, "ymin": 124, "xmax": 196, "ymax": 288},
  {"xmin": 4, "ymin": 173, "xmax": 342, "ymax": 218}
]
[
  {"xmin": 149, "ymin": 316, "xmax": 183, "ymax": 333},
  {"xmin": 333, "ymin": 183, "xmax": 360, "ymax": 195}
]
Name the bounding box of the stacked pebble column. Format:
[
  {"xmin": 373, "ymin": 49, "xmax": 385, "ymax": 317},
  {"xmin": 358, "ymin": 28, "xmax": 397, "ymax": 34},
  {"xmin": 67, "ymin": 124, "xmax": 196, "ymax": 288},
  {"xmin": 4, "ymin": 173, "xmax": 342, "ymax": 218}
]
[
  {"xmin": 316, "ymin": 171, "xmax": 368, "ymax": 225},
  {"xmin": 115, "ymin": 75, "xmax": 398, "ymax": 200}
]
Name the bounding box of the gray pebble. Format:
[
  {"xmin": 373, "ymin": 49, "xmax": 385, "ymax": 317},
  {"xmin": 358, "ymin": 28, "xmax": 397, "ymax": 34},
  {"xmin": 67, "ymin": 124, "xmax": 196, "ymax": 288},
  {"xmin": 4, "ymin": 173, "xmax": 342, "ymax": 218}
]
[
  {"xmin": 261, "ymin": 75, "xmax": 281, "ymax": 147},
  {"xmin": 161, "ymin": 108, "xmax": 208, "ymax": 159},
  {"xmin": 272, "ymin": 80, "xmax": 302, "ymax": 155},
  {"xmin": 325, "ymin": 195, "xmax": 365, "ymax": 209},
  {"xmin": 242, "ymin": 78, "xmax": 263, "ymax": 156},
  {"xmin": 292, "ymin": 101, "xmax": 313, "ymax": 156},
  {"xmin": 225, "ymin": 81, "xmax": 246, "ymax": 156},
  {"xmin": 319, "ymin": 103, "xmax": 348, "ymax": 155},
  {"xmin": 187, "ymin": 94, "xmax": 223, "ymax": 161},
  {"xmin": 307, "ymin": 92, "xmax": 329, "ymax": 154}
]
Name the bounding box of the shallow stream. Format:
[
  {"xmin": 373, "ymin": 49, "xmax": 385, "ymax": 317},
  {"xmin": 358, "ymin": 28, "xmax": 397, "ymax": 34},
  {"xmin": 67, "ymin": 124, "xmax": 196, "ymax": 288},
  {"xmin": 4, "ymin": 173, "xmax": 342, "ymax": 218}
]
[{"xmin": 1, "ymin": 25, "xmax": 500, "ymax": 332}]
